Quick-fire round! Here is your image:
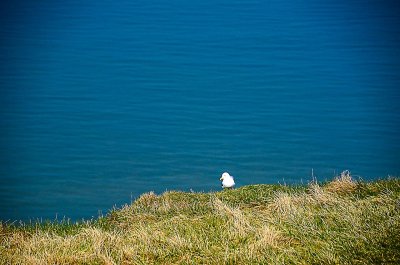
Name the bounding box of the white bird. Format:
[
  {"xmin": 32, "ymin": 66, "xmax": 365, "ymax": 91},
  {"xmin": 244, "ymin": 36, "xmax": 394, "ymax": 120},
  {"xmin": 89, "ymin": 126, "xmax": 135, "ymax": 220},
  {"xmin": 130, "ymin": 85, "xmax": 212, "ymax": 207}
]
[{"xmin": 220, "ymin": 172, "xmax": 235, "ymax": 189}]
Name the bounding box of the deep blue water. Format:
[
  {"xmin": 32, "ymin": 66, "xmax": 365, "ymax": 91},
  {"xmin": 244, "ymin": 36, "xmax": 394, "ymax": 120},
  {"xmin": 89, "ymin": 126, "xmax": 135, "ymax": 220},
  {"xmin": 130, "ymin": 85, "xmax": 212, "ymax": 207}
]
[{"xmin": 1, "ymin": 0, "xmax": 399, "ymax": 221}]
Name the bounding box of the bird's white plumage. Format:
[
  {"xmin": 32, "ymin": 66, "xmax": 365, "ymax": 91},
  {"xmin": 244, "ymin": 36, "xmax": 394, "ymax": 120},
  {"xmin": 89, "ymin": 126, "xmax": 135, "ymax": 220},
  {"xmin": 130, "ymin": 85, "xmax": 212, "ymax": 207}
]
[{"xmin": 220, "ymin": 172, "xmax": 235, "ymax": 188}]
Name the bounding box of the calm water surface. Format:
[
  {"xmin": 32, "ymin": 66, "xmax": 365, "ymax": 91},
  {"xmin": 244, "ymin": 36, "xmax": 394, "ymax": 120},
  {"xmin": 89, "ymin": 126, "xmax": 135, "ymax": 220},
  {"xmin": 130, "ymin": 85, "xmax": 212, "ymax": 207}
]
[{"xmin": 1, "ymin": 0, "xmax": 399, "ymax": 221}]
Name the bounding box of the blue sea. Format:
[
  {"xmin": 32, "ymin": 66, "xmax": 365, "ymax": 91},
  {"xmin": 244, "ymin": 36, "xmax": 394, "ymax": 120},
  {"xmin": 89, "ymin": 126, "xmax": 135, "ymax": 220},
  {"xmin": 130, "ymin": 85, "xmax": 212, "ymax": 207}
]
[{"xmin": 1, "ymin": 0, "xmax": 399, "ymax": 221}]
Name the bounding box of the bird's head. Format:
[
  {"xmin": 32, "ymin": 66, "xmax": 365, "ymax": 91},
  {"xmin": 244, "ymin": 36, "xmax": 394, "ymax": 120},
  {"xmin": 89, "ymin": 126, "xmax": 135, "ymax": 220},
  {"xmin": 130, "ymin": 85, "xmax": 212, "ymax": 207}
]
[{"xmin": 220, "ymin": 172, "xmax": 230, "ymax": 181}]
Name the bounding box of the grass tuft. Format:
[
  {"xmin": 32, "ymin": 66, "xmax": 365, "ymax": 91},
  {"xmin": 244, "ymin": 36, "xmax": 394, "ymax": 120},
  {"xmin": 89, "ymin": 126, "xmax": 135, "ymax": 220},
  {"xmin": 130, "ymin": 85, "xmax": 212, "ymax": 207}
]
[{"xmin": 324, "ymin": 170, "xmax": 357, "ymax": 194}]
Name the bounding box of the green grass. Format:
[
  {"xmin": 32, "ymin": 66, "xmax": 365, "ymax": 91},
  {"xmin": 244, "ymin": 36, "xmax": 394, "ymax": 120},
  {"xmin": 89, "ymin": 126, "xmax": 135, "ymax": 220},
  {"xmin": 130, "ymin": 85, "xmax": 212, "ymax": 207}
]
[{"xmin": 1, "ymin": 172, "xmax": 400, "ymax": 264}]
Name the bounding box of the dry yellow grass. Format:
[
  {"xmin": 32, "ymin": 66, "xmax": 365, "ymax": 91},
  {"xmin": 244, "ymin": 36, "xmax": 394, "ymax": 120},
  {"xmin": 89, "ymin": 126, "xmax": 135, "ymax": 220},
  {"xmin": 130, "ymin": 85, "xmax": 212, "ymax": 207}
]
[
  {"xmin": 324, "ymin": 170, "xmax": 357, "ymax": 194},
  {"xmin": 1, "ymin": 172, "xmax": 399, "ymax": 264}
]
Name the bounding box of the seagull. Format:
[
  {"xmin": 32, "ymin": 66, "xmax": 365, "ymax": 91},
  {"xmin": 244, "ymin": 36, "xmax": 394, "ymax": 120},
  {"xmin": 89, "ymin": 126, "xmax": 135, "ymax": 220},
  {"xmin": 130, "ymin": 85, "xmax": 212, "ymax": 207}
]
[{"xmin": 220, "ymin": 172, "xmax": 235, "ymax": 189}]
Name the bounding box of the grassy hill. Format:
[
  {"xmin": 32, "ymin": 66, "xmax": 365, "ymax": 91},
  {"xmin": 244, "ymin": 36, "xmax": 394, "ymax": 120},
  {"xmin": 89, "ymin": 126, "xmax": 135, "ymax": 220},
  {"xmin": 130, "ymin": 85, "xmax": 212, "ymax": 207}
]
[{"xmin": 1, "ymin": 172, "xmax": 399, "ymax": 264}]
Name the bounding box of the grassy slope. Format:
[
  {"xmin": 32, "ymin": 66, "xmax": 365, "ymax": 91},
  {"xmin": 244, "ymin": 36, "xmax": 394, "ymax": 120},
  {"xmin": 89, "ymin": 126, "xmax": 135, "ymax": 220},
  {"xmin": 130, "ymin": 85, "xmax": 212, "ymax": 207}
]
[{"xmin": 1, "ymin": 173, "xmax": 400, "ymax": 264}]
